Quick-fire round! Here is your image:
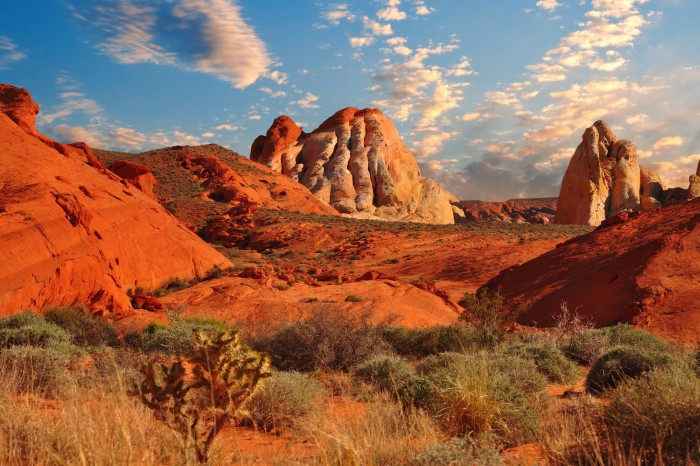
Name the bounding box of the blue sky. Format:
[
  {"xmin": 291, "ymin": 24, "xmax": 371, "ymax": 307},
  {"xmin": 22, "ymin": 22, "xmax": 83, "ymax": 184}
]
[{"xmin": 2, "ymin": 0, "xmax": 699, "ymax": 200}]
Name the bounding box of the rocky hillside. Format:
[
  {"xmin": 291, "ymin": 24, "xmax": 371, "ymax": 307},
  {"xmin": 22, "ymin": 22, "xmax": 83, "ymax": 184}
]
[
  {"xmin": 0, "ymin": 84, "xmax": 229, "ymax": 317},
  {"xmin": 456, "ymin": 198, "xmax": 557, "ymax": 224},
  {"xmin": 251, "ymin": 108, "xmax": 455, "ymax": 224},
  {"xmin": 484, "ymin": 199, "xmax": 700, "ymax": 344}
]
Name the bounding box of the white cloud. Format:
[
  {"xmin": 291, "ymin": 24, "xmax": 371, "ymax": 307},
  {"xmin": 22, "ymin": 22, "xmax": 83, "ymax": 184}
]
[
  {"xmin": 363, "ymin": 17, "xmax": 394, "ymax": 36},
  {"xmin": 350, "ymin": 37, "xmax": 376, "ymax": 48},
  {"xmin": 653, "ymin": 136, "xmax": 683, "ymax": 150},
  {"xmin": 291, "ymin": 92, "xmax": 320, "ymax": 110},
  {"xmin": 38, "ymin": 74, "xmax": 103, "ymax": 125},
  {"xmin": 412, "ymin": 131, "xmax": 460, "ymax": 158},
  {"xmin": 323, "ymin": 3, "xmax": 356, "ymax": 26},
  {"xmin": 536, "ymin": 0, "xmax": 561, "ymax": 12},
  {"xmin": 72, "ymin": 0, "xmax": 271, "ymax": 89},
  {"xmin": 415, "ymin": 1, "xmax": 433, "ymax": 15},
  {"xmin": 0, "ymin": 36, "xmax": 26, "ymax": 69},
  {"xmin": 213, "ymin": 124, "xmax": 239, "ymax": 131},
  {"xmin": 377, "ymin": 6, "xmax": 407, "ymax": 21}
]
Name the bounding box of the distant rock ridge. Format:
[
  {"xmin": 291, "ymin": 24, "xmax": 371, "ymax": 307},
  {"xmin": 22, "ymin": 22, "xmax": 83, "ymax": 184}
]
[
  {"xmin": 555, "ymin": 120, "xmax": 698, "ymax": 226},
  {"xmin": 251, "ymin": 107, "xmax": 455, "ymax": 224},
  {"xmin": 0, "ymin": 84, "xmax": 229, "ymax": 317}
]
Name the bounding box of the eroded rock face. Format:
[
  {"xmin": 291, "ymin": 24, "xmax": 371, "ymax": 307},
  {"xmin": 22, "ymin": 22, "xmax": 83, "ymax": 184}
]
[
  {"xmin": 688, "ymin": 162, "xmax": 700, "ymax": 201},
  {"xmin": 0, "ymin": 84, "xmax": 229, "ymax": 317},
  {"xmin": 555, "ymin": 121, "xmax": 662, "ymax": 226},
  {"xmin": 251, "ymin": 108, "xmax": 454, "ymax": 224},
  {"xmin": 110, "ymin": 160, "xmax": 157, "ymax": 197}
]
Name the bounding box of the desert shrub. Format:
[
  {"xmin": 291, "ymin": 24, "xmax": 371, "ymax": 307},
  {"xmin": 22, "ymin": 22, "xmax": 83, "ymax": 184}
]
[
  {"xmin": 0, "ymin": 346, "xmax": 73, "ymax": 397},
  {"xmin": 416, "ymin": 352, "xmax": 471, "ymax": 376},
  {"xmin": 418, "ymin": 352, "xmax": 544, "ymax": 445},
  {"xmin": 558, "ymin": 328, "xmax": 608, "ymax": 365},
  {"xmin": 586, "ymin": 346, "xmax": 679, "ymax": 394},
  {"xmin": 44, "ymin": 306, "xmax": 118, "ymax": 348},
  {"xmin": 600, "ymin": 324, "xmax": 672, "ymax": 353},
  {"xmin": 355, "ymin": 355, "xmax": 430, "ymax": 405},
  {"xmin": 382, "ymin": 325, "xmax": 487, "ymax": 358},
  {"xmin": 0, "ymin": 312, "xmax": 73, "ymax": 349},
  {"xmin": 141, "ymin": 317, "xmax": 230, "ymax": 356},
  {"xmin": 251, "ymin": 307, "xmax": 389, "ymax": 372},
  {"xmin": 693, "ymin": 349, "xmax": 700, "ymax": 376},
  {"xmin": 458, "ymin": 289, "xmax": 528, "ymax": 344},
  {"xmin": 604, "ymin": 367, "xmax": 700, "ymax": 464},
  {"xmin": 506, "ymin": 341, "xmax": 579, "ymax": 383},
  {"xmin": 245, "ymin": 371, "xmax": 324, "ymax": 432},
  {"xmin": 411, "ymin": 434, "xmax": 504, "ymax": 466}
]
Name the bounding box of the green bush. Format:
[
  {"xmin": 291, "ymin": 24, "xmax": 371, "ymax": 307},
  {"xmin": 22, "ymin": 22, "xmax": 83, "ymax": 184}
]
[
  {"xmin": 458, "ymin": 288, "xmax": 526, "ymax": 343},
  {"xmin": 141, "ymin": 317, "xmax": 231, "ymax": 356},
  {"xmin": 0, "ymin": 312, "xmax": 73, "ymax": 349},
  {"xmin": 245, "ymin": 371, "xmax": 324, "ymax": 432},
  {"xmin": 558, "ymin": 328, "xmax": 608, "ymax": 365},
  {"xmin": 604, "ymin": 367, "xmax": 700, "ymax": 463},
  {"xmin": 418, "ymin": 353, "xmax": 545, "ymax": 445},
  {"xmin": 0, "ymin": 346, "xmax": 73, "ymax": 397},
  {"xmin": 693, "ymin": 349, "xmax": 700, "ymax": 376},
  {"xmin": 411, "ymin": 435, "xmax": 504, "ymax": 466},
  {"xmin": 355, "ymin": 355, "xmax": 430, "ymax": 405},
  {"xmin": 586, "ymin": 346, "xmax": 678, "ymax": 394},
  {"xmin": 251, "ymin": 307, "xmax": 389, "ymax": 372},
  {"xmin": 600, "ymin": 324, "xmax": 671, "ymax": 353},
  {"xmin": 44, "ymin": 306, "xmax": 118, "ymax": 348},
  {"xmin": 506, "ymin": 341, "xmax": 579, "ymax": 383},
  {"xmin": 382, "ymin": 325, "xmax": 488, "ymax": 358}
]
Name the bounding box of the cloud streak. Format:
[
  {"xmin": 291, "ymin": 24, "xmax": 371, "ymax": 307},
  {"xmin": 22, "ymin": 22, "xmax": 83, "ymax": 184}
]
[{"xmin": 70, "ymin": 0, "xmax": 271, "ymax": 88}]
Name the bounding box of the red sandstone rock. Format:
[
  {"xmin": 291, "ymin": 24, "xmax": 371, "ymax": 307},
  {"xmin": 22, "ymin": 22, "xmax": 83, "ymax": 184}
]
[
  {"xmin": 0, "ymin": 84, "xmax": 229, "ymax": 317},
  {"xmin": 110, "ymin": 160, "xmax": 157, "ymax": 197},
  {"xmin": 132, "ymin": 294, "xmax": 163, "ymax": 312}
]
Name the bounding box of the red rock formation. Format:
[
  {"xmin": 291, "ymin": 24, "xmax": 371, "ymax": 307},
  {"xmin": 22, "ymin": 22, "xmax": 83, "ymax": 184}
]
[
  {"xmin": 0, "ymin": 84, "xmax": 229, "ymax": 317},
  {"xmin": 110, "ymin": 160, "xmax": 157, "ymax": 197},
  {"xmin": 457, "ymin": 198, "xmax": 557, "ymax": 223},
  {"xmin": 251, "ymin": 108, "xmax": 455, "ymax": 224},
  {"xmin": 484, "ymin": 199, "xmax": 700, "ymax": 344}
]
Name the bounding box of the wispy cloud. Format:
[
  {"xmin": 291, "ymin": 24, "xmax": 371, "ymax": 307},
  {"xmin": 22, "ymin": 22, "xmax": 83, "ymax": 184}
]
[
  {"xmin": 0, "ymin": 36, "xmax": 26, "ymax": 69},
  {"xmin": 70, "ymin": 0, "xmax": 271, "ymax": 89}
]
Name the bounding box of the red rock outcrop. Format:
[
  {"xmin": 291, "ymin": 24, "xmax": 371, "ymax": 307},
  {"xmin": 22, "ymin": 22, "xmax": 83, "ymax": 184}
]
[
  {"xmin": 687, "ymin": 161, "xmax": 700, "ymax": 201},
  {"xmin": 484, "ymin": 199, "xmax": 700, "ymax": 344},
  {"xmin": 110, "ymin": 160, "xmax": 157, "ymax": 197},
  {"xmin": 555, "ymin": 121, "xmax": 659, "ymax": 226},
  {"xmin": 0, "ymin": 84, "xmax": 229, "ymax": 317},
  {"xmin": 456, "ymin": 198, "xmax": 557, "ymax": 223},
  {"xmin": 251, "ymin": 108, "xmax": 455, "ymax": 224}
]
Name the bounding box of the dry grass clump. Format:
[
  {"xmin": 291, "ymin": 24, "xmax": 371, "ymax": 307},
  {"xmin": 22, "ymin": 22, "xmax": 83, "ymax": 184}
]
[{"xmin": 303, "ymin": 393, "xmax": 440, "ymax": 466}]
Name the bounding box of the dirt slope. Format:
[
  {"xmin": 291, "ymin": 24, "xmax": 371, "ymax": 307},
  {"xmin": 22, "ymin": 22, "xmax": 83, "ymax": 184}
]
[{"xmin": 485, "ymin": 201, "xmax": 700, "ymax": 344}]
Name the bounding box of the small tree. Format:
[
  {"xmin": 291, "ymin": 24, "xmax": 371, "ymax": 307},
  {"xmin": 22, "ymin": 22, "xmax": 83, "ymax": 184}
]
[{"xmin": 138, "ymin": 328, "xmax": 270, "ymax": 463}]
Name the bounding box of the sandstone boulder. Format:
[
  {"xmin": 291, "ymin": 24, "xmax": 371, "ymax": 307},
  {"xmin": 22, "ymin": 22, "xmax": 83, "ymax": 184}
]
[
  {"xmin": 555, "ymin": 121, "xmax": 662, "ymax": 226},
  {"xmin": 251, "ymin": 108, "xmax": 455, "ymax": 224},
  {"xmin": 0, "ymin": 84, "xmax": 229, "ymax": 317},
  {"xmin": 110, "ymin": 160, "xmax": 157, "ymax": 197}
]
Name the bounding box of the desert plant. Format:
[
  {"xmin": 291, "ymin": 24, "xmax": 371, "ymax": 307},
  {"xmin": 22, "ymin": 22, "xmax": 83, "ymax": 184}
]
[
  {"xmin": 44, "ymin": 306, "xmax": 119, "ymax": 348},
  {"xmin": 603, "ymin": 366, "xmax": 700, "ymax": 463},
  {"xmin": 458, "ymin": 288, "xmax": 527, "ymax": 343},
  {"xmin": 410, "ymin": 434, "xmax": 504, "ymax": 466},
  {"xmin": 0, "ymin": 345, "xmax": 74, "ymax": 397},
  {"xmin": 506, "ymin": 341, "xmax": 579, "ymax": 383},
  {"xmin": 355, "ymin": 355, "xmax": 430, "ymax": 405},
  {"xmin": 586, "ymin": 346, "xmax": 679, "ymax": 394},
  {"xmin": 141, "ymin": 317, "xmax": 231, "ymax": 356},
  {"xmin": 0, "ymin": 311, "xmax": 73, "ymax": 350},
  {"xmin": 245, "ymin": 371, "xmax": 324, "ymax": 432},
  {"xmin": 382, "ymin": 325, "xmax": 486, "ymax": 358},
  {"xmin": 137, "ymin": 328, "xmax": 270, "ymax": 463},
  {"xmin": 303, "ymin": 392, "xmax": 440, "ymax": 466},
  {"xmin": 418, "ymin": 352, "xmax": 545, "ymax": 445},
  {"xmin": 251, "ymin": 307, "xmax": 389, "ymax": 372}
]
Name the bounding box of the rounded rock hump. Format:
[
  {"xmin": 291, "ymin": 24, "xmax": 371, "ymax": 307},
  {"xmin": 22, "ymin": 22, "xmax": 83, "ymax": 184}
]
[
  {"xmin": 0, "ymin": 83, "xmax": 229, "ymax": 317},
  {"xmin": 250, "ymin": 107, "xmax": 455, "ymax": 224}
]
